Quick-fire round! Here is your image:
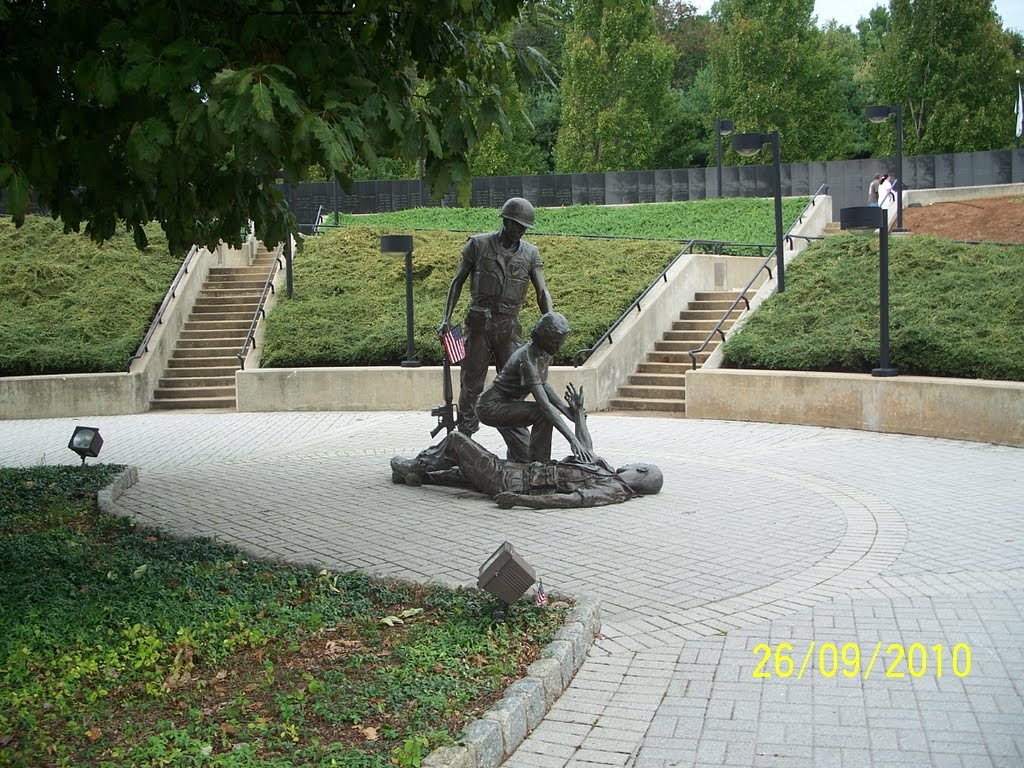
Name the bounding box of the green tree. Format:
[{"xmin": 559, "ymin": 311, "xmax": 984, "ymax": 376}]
[
  {"xmin": 555, "ymin": 0, "xmax": 675, "ymax": 172},
  {"xmin": 657, "ymin": 65, "xmax": 714, "ymax": 168},
  {"xmin": 469, "ymin": 83, "xmax": 549, "ymax": 176},
  {"xmin": 0, "ymin": 0, "xmax": 541, "ymax": 252},
  {"xmin": 820, "ymin": 22, "xmax": 872, "ymax": 158},
  {"xmin": 653, "ymin": 0, "xmax": 713, "ymax": 91},
  {"xmin": 874, "ymin": 0, "xmax": 1018, "ymax": 153},
  {"xmin": 709, "ymin": 0, "xmax": 853, "ymax": 163},
  {"xmin": 856, "ymin": 4, "xmax": 892, "ymax": 59},
  {"xmin": 469, "ymin": 1, "xmax": 568, "ymax": 175}
]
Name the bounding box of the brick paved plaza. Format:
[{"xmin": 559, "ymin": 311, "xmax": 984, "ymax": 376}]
[{"xmin": 1, "ymin": 411, "xmax": 1021, "ymax": 767}]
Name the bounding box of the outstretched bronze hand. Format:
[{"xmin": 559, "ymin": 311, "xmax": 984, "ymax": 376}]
[{"xmin": 564, "ymin": 383, "xmax": 585, "ymax": 419}]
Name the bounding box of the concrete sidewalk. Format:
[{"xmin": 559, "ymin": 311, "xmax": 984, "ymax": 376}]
[{"xmin": 2, "ymin": 411, "xmax": 1022, "ymax": 767}]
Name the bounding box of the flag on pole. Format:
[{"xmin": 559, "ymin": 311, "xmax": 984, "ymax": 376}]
[
  {"xmin": 441, "ymin": 325, "xmax": 466, "ymax": 364},
  {"xmin": 534, "ymin": 579, "xmax": 548, "ymax": 607},
  {"xmin": 1016, "ymin": 79, "xmax": 1023, "ymax": 139}
]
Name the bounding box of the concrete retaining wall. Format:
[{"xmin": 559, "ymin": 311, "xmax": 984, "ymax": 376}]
[
  {"xmin": 904, "ymin": 182, "xmax": 1024, "ymax": 208},
  {"xmin": 685, "ymin": 368, "xmax": 1024, "ymax": 447}
]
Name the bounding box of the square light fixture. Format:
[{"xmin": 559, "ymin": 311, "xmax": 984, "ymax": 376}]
[
  {"xmin": 68, "ymin": 426, "xmax": 103, "ymax": 465},
  {"xmin": 477, "ymin": 541, "xmax": 537, "ymax": 605}
]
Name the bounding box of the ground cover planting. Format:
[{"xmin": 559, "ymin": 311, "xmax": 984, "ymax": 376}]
[
  {"xmin": 327, "ymin": 197, "xmax": 810, "ymax": 243},
  {"xmin": 260, "ymin": 226, "xmax": 684, "ymax": 368},
  {"xmin": 0, "ymin": 216, "xmax": 179, "ymax": 376},
  {"xmin": 0, "ymin": 465, "xmax": 566, "ymax": 767},
  {"xmin": 721, "ymin": 233, "xmax": 1024, "ymax": 381}
]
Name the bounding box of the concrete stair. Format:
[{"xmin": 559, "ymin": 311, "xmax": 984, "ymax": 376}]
[
  {"xmin": 607, "ymin": 291, "xmax": 749, "ymax": 414},
  {"xmin": 150, "ymin": 247, "xmax": 278, "ymax": 411}
]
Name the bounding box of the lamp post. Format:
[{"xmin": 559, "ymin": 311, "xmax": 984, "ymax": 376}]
[
  {"xmin": 715, "ymin": 118, "xmax": 734, "ymax": 199},
  {"xmin": 732, "ymin": 130, "xmax": 785, "ymax": 292},
  {"xmin": 839, "ymin": 206, "xmax": 898, "ymax": 377},
  {"xmin": 866, "ymin": 104, "xmax": 904, "ymax": 231},
  {"xmin": 380, "ymin": 234, "xmax": 421, "ymax": 367}
]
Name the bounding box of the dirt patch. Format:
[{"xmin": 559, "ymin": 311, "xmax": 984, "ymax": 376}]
[{"xmin": 900, "ymin": 195, "xmax": 1024, "ymax": 243}]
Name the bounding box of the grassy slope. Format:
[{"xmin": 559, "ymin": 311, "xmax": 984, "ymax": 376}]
[
  {"xmin": 264, "ymin": 198, "xmax": 810, "ymax": 368},
  {"xmin": 330, "ymin": 197, "xmax": 810, "ymax": 243},
  {"xmin": 721, "ymin": 234, "xmax": 1024, "ymax": 380},
  {"xmin": 262, "ymin": 227, "xmax": 683, "ymax": 368},
  {"xmin": 0, "ymin": 216, "xmax": 180, "ymax": 375},
  {"xmin": 7, "ymin": 199, "xmax": 1022, "ymax": 381}
]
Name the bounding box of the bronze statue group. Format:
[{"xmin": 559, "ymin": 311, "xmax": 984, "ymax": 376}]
[{"xmin": 390, "ymin": 198, "xmax": 663, "ymax": 509}]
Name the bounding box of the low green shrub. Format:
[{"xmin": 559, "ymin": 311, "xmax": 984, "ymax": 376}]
[
  {"xmin": 328, "ymin": 197, "xmax": 810, "ymax": 243},
  {"xmin": 0, "ymin": 216, "xmax": 180, "ymax": 375},
  {"xmin": 721, "ymin": 234, "xmax": 1024, "ymax": 380},
  {"xmin": 262, "ymin": 226, "xmax": 684, "ymax": 367}
]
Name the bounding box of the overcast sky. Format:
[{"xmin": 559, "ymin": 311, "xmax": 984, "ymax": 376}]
[{"xmin": 688, "ymin": 1, "xmax": 1024, "ymax": 34}]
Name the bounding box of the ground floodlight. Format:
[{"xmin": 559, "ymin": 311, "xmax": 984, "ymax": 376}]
[
  {"xmin": 68, "ymin": 426, "xmax": 103, "ymax": 465},
  {"xmin": 477, "ymin": 541, "xmax": 536, "ymax": 605}
]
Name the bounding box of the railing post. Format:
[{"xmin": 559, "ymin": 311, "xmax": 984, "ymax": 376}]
[{"xmin": 285, "ymin": 236, "xmax": 293, "ymax": 298}]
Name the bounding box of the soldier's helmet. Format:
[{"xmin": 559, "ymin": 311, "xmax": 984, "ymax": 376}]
[{"xmin": 499, "ymin": 197, "xmax": 535, "ymax": 229}]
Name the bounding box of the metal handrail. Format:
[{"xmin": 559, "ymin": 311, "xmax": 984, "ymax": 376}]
[
  {"xmin": 312, "ymin": 204, "xmax": 324, "ymax": 234},
  {"xmin": 236, "ymin": 242, "xmax": 286, "ymax": 370},
  {"xmin": 686, "ymin": 183, "xmax": 830, "ymax": 369},
  {"xmin": 126, "ymin": 245, "xmax": 200, "ymax": 372},
  {"xmin": 570, "ymin": 239, "xmax": 773, "ymax": 367}
]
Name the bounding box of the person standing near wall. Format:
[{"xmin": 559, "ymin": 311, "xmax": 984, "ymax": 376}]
[
  {"xmin": 868, "ymin": 174, "xmax": 882, "ymax": 206},
  {"xmin": 439, "ymin": 197, "xmax": 553, "ymax": 441}
]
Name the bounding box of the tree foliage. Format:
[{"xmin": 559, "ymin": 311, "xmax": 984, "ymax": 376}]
[
  {"xmin": 0, "ymin": 0, "xmax": 543, "ymax": 252},
  {"xmin": 709, "ymin": 0, "xmax": 854, "ymax": 163},
  {"xmin": 555, "ymin": 0, "xmax": 675, "ymax": 172},
  {"xmin": 874, "ymin": 0, "xmax": 1018, "ymax": 154},
  {"xmin": 653, "ymin": 0, "xmax": 713, "ymax": 91}
]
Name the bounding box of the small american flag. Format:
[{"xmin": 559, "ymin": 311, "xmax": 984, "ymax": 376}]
[
  {"xmin": 535, "ymin": 579, "xmax": 548, "ymax": 607},
  {"xmin": 441, "ymin": 325, "xmax": 466, "ymax": 364}
]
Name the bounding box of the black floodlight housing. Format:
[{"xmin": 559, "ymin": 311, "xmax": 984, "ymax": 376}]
[
  {"xmin": 68, "ymin": 426, "xmax": 103, "ymax": 465},
  {"xmin": 478, "ymin": 541, "xmax": 537, "ymax": 605}
]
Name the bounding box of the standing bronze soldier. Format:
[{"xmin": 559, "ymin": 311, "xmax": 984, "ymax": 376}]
[{"xmin": 440, "ymin": 197, "xmax": 552, "ymax": 444}]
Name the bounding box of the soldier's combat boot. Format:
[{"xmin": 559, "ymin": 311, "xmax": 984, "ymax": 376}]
[{"xmin": 390, "ymin": 456, "xmax": 423, "ymax": 486}]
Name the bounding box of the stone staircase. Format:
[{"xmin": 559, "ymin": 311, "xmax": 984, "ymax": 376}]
[
  {"xmin": 150, "ymin": 246, "xmax": 278, "ymax": 410},
  {"xmin": 607, "ymin": 290, "xmax": 750, "ymax": 413}
]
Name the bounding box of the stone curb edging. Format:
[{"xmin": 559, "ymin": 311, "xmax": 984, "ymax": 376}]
[
  {"xmin": 97, "ymin": 465, "xmax": 140, "ymax": 515},
  {"xmin": 93, "ymin": 468, "xmax": 602, "ymax": 768},
  {"xmin": 422, "ymin": 595, "xmax": 602, "ymax": 768}
]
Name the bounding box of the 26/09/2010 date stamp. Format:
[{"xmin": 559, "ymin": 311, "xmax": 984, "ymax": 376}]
[{"xmin": 752, "ymin": 642, "xmax": 972, "ymax": 680}]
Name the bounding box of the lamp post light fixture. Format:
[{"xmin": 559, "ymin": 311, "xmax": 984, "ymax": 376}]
[
  {"xmin": 714, "ymin": 117, "xmax": 734, "ymax": 199},
  {"xmin": 839, "ymin": 205, "xmax": 898, "ymax": 378},
  {"xmin": 732, "ymin": 130, "xmax": 785, "ymax": 292},
  {"xmin": 380, "ymin": 234, "xmax": 421, "ymax": 368},
  {"xmin": 68, "ymin": 426, "xmax": 103, "ymax": 466},
  {"xmin": 865, "ymin": 103, "xmax": 905, "ymax": 231}
]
